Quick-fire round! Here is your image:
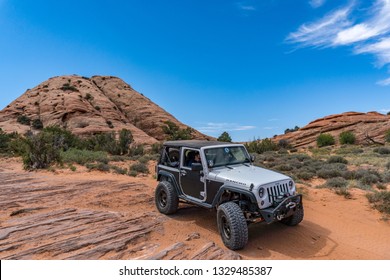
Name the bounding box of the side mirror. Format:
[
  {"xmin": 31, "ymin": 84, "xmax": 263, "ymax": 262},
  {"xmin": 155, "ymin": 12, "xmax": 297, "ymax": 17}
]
[
  {"xmin": 250, "ymin": 155, "xmax": 255, "ymax": 162},
  {"xmin": 207, "ymin": 160, "xmax": 214, "ymax": 168},
  {"xmin": 191, "ymin": 163, "xmax": 203, "ymax": 171}
]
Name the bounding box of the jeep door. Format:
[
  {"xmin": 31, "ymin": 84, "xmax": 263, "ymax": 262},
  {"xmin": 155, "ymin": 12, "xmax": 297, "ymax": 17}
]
[{"xmin": 179, "ymin": 148, "xmax": 205, "ymax": 200}]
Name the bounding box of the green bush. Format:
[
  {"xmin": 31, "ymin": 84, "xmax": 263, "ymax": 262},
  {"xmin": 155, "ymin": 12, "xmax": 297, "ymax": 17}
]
[
  {"xmin": 245, "ymin": 138, "xmax": 278, "ymax": 154},
  {"xmin": 339, "ymin": 131, "xmax": 356, "ymax": 145},
  {"xmin": 0, "ymin": 129, "xmax": 11, "ymax": 153},
  {"xmin": 86, "ymin": 162, "xmax": 110, "ymax": 172},
  {"xmin": 110, "ymin": 165, "xmax": 128, "ymax": 175},
  {"xmin": 317, "ymin": 133, "xmax": 335, "ymax": 147},
  {"xmin": 61, "ymin": 148, "xmax": 108, "ymax": 165},
  {"xmin": 325, "ymin": 177, "xmax": 348, "ymax": 188},
  {"xmin": 355, "ymin": 169, "xmax": 381, "ymax": 185},
  {"xmin": 327, "ymin": 155, "xmax": 348, "ymax": 164},
  {"xmin": 22, "ymin": 132, "xmax": 62, "ymax": 169},
  {"xmin": 385, "ymin": 130, "xmax": 390, "ymax": 143},
  {"xmin": 366, "ymin": 191, "xmax": 390, "ymax": 214},
  {"xmin": 119, "ymin": 129, "xmax": 133, "ymax": 155},
  {"xmin": 162, "ymin": 121, "xmax": 193, "ymax": 140},
  {"xmin": 296, "ymin": 171, "xmax": 316, "ymax": 180},
  {"xmin": 335, "ymin": 187, "xmax": 352, "ymax": 199},
  {"xmin": 32, "ymin": 119, "xmax": 43, "ymax": 129},
  {"xmin": 129, "ymin": 162, "xmax": 149, "ymax": 174},
  {"xmin": 217, "ymin": 131, "xmax": 232, "ymax": 142},
  {"xmin": 17, "ymin": 115, "xmax": 31, "ymax": 125},
  {"xmin": 373, "ymin": 147, "xmax": 390, "ymax": 155},
  {"xmin": 60, "ymin": 83, "xmax": 79, "ymax": 92}
]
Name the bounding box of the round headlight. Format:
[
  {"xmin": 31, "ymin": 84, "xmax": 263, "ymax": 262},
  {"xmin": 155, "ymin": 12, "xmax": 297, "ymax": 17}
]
[
  {"xmin": 259, "ymin": 187, "xmax": 265, "ymax": 198},
  {"xmin": 289, "ymin": 180, "xmax": 294, "ymax": 189}
]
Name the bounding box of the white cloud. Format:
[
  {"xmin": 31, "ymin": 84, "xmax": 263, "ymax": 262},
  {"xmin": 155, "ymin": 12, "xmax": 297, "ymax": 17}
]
[
  {"xmin": 286, "ymin": 4, "xmax": 354, "ymax": 48},
  {"xmin": 236, "ymin": 2, "xmax": 256, "ymax": 12},
  {"xmin": 287, "ymin": 0, "xmax": 390, "ymax": 85},
  {"xmin": 310, "ymin": 0, "xmax": 326, "ymax": 9},
  {"xmin": 196, "ymin": 122, "xmax": 256, "ymax": 134},
  {"xmin": 376, "ymin": 77, "xmax": 390, "ymax": 85}
]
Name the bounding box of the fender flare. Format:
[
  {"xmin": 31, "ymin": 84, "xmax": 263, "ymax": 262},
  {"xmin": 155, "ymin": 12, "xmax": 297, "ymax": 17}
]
[
  {"xmin": 211, "ymin": 185, "xmax": 258, "ymax": 208},
  {"xmin": 157, "ymin": 170, "xmax": 183, "ymax": 196}
]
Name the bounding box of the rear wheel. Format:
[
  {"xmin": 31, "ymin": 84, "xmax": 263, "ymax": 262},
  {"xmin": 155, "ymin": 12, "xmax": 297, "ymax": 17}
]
[
  {"xmin": 217, "ymin": 202, "xmax": 248, "ymax": 250},
  {"xmin": 155, "ymin": 181, "xmax": 178, "ymax": 214},
  {"xmin": 280, "ymin": 205, "xmax": 304, "ymax": 226}
]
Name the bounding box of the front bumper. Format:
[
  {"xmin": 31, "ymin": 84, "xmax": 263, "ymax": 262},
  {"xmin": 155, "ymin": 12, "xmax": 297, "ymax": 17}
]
[{"xmin": 259, "ymin": 194, "xmax": 302, "ymax": 224}]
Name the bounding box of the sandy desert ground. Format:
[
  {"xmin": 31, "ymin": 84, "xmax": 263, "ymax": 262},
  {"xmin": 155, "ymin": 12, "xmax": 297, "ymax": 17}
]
[{"xmin": 0, "ymin": 157, "xmax": 389, "ymax": 260}]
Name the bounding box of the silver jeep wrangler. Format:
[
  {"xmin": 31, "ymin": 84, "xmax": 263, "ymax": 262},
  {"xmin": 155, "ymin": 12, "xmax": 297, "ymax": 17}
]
[{"xmin": 155, "ymin": 140, "xmax": 303, "ymax": 250}]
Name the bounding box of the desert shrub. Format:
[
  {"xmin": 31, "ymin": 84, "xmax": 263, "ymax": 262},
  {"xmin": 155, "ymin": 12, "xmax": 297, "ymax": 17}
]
[
  {"xmin": 162, "ymin": 121, "xmax": 193, "ymax": 140},
  {"xmin": 61, "ymin": 148, "xmax": 108, "ymax": 165},
  {"xmin": 339, "ymin": 131, "xmax": 356, "ymax": 145},
  {"xmin": 17, "ymin": 115, "xmax": 31, "ymax": 125},
  {"xmin": 325, "ymin": 177, "xmax": 348, "ymax": 188},
  {"xmin": 386, "ymin": 161, "xmax": 390, "ymax": 170},
  {"xmin": 86, "ymin": 162, "xmax": 110, "ymax": 172},
  {"xmin": 85, "ymin": 93, "xmax": 93, "ymax": 100},
  {"xmin": 385, "ymin": 130, "xmax": 390, "ymax": 143},
  {"xmin": 151, "ymin": 142, "xmax": 163, "ymax": 154},
  {"xmin": 60, "ymin": 83, "xmax": 78, "ymax": 92},
  {"xmin": 355, "ymin": 169, "xmax": 381, "ymax": 185},
  {"xmin": 278, "ymin": 139, "xmax": 291, "ymax": 149},
  {"xmin": 373, "ymin": 147, "xmax": 390, "ymax": 155},
  {"xmin": 376, "ymin": 183, "xmax": 387, "ymax": 190},
  {"xmin": 128, "ymin": 145, "xmax": 144, "ymax": 157},
  {"xmin": 119, "ymin": 129, "xmax": 133, "ymax": 155},
  {"xmin": 336, "ymin": 146, "xmax": 364, "ymax": 155},
  {"xmin": 82, "ymin": 132, "xmax": 120, "ymax": 154},
  {"xmin": 245, "ymin": 138, "xmax": 278, "ymax": 154},
  {"xmin": 316, "ymin": 163, "xmax": 347, "ymax": 179},
  {"xmin": 22, "ymin": 132, "xmax": 62, "ymax": 169},
  {"xmin": 327, "ymin": 155, "xmax": 348, "ymax": 164},
  {"xmin": 335, "ymin": 187, "xmax": 352, "ymax": 199},
  {"xmin": 274, "ymin": 164, "xmax": 294, "ymax": 172},
  {"xmin": 68, "ymin": 164, "xmax": 76, "ymax": 172},
  {"xmin": 290, "ymin": 153, "xmax": 311, "ymax": 162},
  {"xmin": 217, "ymin": 131, "xmax": 232, "ymax": 142},
  {"xmin": 366, "ymin": 191, "xmax": 390, "ymax": 214},
  {"xmin": 129, "ymin": 162, "xmax": 149, "ymax": 174},
  {"xmin": 32, "ymin": 119, "xmax": 43, "ymax": 129},
  {"xmin": 106, "ymin": 120, "xmax": 114, "ymax": 129},
  {"xmin": 110, "ymin": 165, "xmax": 128, "ymax": 175},
  {"xmin": 0, "ymin": 129, "xmax": 12, "ymax": 153},
  {"xmin": 316, "ymin": 133, "xmax": 335, "ymax": 147},
  {"xmin": 296, "ymin": 171, "xmax": 316, "ymax": 180},
  {"xmin": 380, "ymin": 171, "xmax": 390, "ymax": 183},
  {"xmin": 284, "ymin": 126, "xmax": 299, "ymax": 134}
]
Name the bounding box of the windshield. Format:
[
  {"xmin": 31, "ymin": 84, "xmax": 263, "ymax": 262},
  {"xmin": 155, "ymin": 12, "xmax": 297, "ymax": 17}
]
[{"xmin": 204, "ymin": 146, "xmax": 250, "ymax": 167}]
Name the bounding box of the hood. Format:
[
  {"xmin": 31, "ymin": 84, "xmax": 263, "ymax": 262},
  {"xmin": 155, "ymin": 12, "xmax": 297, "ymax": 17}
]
[{"xmin": 208, "ymin": 164, "xmax": 290, "ymax": 189}]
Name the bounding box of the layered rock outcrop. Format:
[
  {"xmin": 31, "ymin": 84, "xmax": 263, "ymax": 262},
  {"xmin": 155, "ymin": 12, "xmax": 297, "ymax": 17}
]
[
  {"xmin": 0, "ymin": 75, "xmax": 211, "ymax": 144},
  {"xmin": 274, "ymin": 111, "xmax": 390, "ymax": 148}
]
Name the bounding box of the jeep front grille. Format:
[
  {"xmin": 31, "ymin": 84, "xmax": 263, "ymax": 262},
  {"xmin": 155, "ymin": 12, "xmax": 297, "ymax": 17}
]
[{"xmin": 267, "ymin": 183, "xmax": 289, "ymax": 204}]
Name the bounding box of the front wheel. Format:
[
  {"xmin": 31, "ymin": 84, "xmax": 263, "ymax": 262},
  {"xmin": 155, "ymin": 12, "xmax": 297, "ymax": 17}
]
[
  {"xmin": 217, "ymin": 202, "xmax": 248, "ymax": 250},
  {"xmin": 280, "ymin": 205, "xmax": 304, "ymax": 226},
  {"xmin": 155, "ymin": 181, "xmax": 178, "ymax": 215}
]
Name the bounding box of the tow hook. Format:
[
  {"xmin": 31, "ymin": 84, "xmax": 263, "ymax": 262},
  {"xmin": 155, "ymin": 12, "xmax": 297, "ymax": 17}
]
[
  {"xmin": 276, "ymin": 214, "xmax": 285, "ymax": 221},
  {"xmin": 286, "ymin": 202, "xmax": 296, "ymax": 209}
]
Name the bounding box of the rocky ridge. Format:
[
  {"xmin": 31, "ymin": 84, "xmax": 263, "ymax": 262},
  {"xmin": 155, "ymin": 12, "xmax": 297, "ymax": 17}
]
[
  {"xmin": 0, "ymin": 75, "xmax": 211, "ymax": 144},
  {"xmin": 274, "ymin": 111, "xmax": 390, "ymax": 148}
]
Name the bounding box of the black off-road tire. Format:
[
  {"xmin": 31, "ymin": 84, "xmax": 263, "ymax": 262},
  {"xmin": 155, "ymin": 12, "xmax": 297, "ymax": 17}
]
[
  {"xmin": 280, "ymin": 205, "xmax": 304, "ymax": 226},
  {"xmin": 155, "ymin": 181, "xmax": 179, "ymax": 215},
  {"xmin": 217, "ymin": 202, "xmax": 248, "ymax": 250}
]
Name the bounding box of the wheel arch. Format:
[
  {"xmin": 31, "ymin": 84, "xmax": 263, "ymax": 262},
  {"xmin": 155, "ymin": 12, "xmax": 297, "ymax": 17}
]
[{"xmin": 211, "ymin": 185, "xmax": 258, "ymax": 208}]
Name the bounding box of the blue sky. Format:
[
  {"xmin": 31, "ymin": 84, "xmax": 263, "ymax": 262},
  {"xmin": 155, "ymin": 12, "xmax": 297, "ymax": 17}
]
[{"xmin": 1, "ymin": 0, "xmax": 390, "ymax": 141}]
